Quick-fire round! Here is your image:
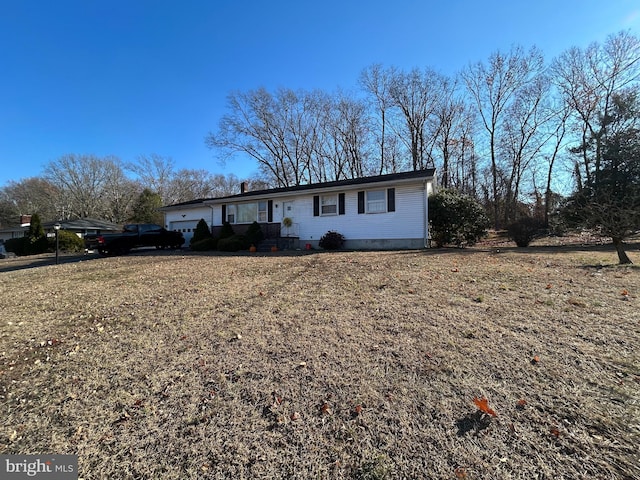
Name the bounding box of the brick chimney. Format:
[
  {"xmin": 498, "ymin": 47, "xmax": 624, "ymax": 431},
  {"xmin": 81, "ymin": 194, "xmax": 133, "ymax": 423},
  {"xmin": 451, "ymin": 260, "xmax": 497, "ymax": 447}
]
[
  {"xmin": 20, "ymin": 215, "xmax": 32, "ymax": 226},
  {"xmin": 240, "ymin": 182, "xmax": 248, "ymax": 194}
]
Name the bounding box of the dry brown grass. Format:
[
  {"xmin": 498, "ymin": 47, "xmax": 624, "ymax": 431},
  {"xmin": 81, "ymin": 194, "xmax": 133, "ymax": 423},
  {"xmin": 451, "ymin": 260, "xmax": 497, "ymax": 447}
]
[{"xmin": 1, "ymin": 245, "xmax": 639, "ymax": 479}]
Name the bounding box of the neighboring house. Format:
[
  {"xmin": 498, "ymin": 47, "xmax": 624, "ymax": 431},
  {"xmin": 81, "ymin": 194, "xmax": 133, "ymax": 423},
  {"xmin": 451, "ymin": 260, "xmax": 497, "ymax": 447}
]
[
  {"xmin": 43, "ymin": 218, "xmax": 122, "ymax": 237},
  {"xmin": 0, "ymin": 218, "xmax": 121, "ymax": 242},
  {"xmin": 161, "ymin": 169, "xmax": 436, "ymax": 250},
  {"xmin": 0, "ymin": 225, "xmax": 29, "ymax": 242}
]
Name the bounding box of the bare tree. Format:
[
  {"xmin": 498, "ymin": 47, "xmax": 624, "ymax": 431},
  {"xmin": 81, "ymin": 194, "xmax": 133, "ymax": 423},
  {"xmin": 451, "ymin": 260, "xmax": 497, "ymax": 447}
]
[
  {"xmin": 429, "ymin": 75, "xmax": 477, "ymax": 190},
  {"xmin": 0, "ymin": 177, "xmax": 61, "ymax": 223},
  {"xmin": 360, "ymin": 64, "xmax": 399, "ymax": 174},
  {"xmin": 206, "ymin": 88, "xmax": 316, "ymax": 187},
  {"xmin": 388, "ymin": 67, "xmax": 444, "ymax": 171},
  {"xmin": 127, "ymin": 154, "xmax": 176, "ymax": 205},
  {"xmin": 499, "ymin": 72, "xmax": 551, "ymax": 223},
  {"xmin": 463, "ymin": 46, "xmax": 545, "ymax": 228},
  {"xmin": 553, "ymin": 31, "xmax": 640, "ymax": 186},
  {"xmin": 100, "ymin": 162, "xmax": 138, "ymax": 223},
  {"xmin": 313, "ymin": 91, "xmax": 371, "ymax": 181},
  {"xmin": 44, "ymin": 154, "xmax": 127, "ymax": 219},
  {"xmin": 540, "ymin": 100, "xmax": 571, "ymax": 227}
]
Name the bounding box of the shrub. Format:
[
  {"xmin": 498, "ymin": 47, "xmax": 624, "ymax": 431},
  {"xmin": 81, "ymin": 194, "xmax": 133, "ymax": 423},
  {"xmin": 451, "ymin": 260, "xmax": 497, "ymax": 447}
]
[
  {"xmin": 319, "ymin": 230, "xmax": 345, "ymax": 250},
  {"xmin": 507, "ymin": 217, "xmax": 546, "ymax": 247},
  {"xmin": 219, "ymin": 222, "xmax": 235, "ymax": 240},
  {"xmin": 5, "ymin": 237, "xmax": 28, "ymax": 256},
  {"xmin": 51, "ymin": 230, "xmax": 84, "ymax": 253},
  {"xmin": 190, "ymin": 237, "xmax": 218, "ymax": 251},
  {"xmin": 25, "ymin": 213, "xmax": 48, "ymax": 255},
  {"xmin": 217, "ymin": 234, "xmax": 248, "ymax": 252},
  {"xmin": 27, "ymin": 235, "xmax": 49, "ymax": 255},
  {"xmin": 429, "ymin": 189, "xmax": 490, "ymax": 247},
  {"xmin": 190, "ymin": 219, "xmax": 212, "ymax": 245},
  {"xmin": 245, "ymin": 221, "xmax": 264, "ymax": 246}
]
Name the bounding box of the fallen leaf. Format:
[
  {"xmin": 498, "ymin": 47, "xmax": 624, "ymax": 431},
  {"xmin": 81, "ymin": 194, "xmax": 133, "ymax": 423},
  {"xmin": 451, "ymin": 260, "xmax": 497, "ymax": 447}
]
[
  {"xmin": 550, "ymin": 427, "xmax": 561, "ymax": 437},
  {"xmin": 352, "ymin": 404, "xmax": 363, "ymax": 416},
  {"xmin": 621, "ymin": 289, "xmax": 629, "ymax": 296},
  {"xmin": 454, "ymin": 466, "xmax": 467, "ymax": 479},
  {"xmin": 290, "ymin": 411, "xmax": 300, "ymax": 421},
  {"xmin": 473, "ymin": 396, "xmax": 497, "ymax": 417},
  {"xmin": 320, "ymin": 402, "xmax": 331, "ymax": 415},
  {"xmin": 546, "ymin": 283, "xmax": 553, "ymax": 289},
  {"xmin": 516, "ymin": 399, "xmax": 527, "ymax": 409}
]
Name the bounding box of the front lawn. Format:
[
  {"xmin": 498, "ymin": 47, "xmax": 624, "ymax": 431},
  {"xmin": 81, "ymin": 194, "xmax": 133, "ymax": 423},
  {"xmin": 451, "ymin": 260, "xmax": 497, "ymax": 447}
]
[{"xmin": 1, "ymin": 246, "xmax": 638, "ymax": 478}]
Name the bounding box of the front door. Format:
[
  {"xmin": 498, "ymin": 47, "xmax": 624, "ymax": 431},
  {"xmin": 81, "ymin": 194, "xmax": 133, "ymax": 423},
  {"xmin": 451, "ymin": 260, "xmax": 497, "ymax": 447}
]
[{"xmin": 282, "ymin": 201, "xmax": 295, "ymax": 236}]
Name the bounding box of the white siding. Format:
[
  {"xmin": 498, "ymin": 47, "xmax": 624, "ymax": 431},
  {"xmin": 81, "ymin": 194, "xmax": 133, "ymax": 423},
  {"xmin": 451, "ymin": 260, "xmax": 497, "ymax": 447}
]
[
  {"xmin": 163, "ymin": 177, "xmax": 433, "ymax": 249},
  {"xmin": 293, "ymin": 184, "xmax": 427, "ymax": 245},
  {"xmin": 164, "ymin": 206, "xmax": 214, "ymax": 244}
]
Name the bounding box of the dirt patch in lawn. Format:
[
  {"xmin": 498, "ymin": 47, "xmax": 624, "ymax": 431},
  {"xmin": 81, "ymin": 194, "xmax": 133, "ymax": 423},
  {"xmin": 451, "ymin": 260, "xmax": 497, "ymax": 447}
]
[{"xmin": 1, "ymin": 245, "xmax": 639, "ymax": 479}]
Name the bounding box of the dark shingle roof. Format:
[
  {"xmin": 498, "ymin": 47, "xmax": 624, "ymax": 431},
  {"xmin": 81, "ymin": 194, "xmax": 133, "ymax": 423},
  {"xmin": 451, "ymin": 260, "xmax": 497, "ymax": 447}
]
[{"xmin": 162, "ymin": 169, "xmax": 435, "ymax": 209}]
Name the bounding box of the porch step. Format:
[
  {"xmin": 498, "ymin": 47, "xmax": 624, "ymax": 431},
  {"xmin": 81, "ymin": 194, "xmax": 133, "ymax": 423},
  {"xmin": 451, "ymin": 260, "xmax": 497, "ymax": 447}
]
[
  {"xmin": 255, "ymin": 238, "xmax": 298, "ymax": 252},
  {"xmin": 257, "ymin": 239, "xmax": 278, "ymax": 252}
]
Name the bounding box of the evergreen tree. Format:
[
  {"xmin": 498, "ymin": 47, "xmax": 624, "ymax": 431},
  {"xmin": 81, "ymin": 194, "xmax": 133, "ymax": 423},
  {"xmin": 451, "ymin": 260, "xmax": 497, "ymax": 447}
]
[
  {"xmin": 26, "ymin": 213, "xmax": 48, "ymax": 254},
  {"xmin": 561, "ymin": 93, "xmax": 640, "ymax": 264},
  {"xmin": 429, "ymin": 189, "xmax": 490, "ymax": 247},
  {"xmin": 191, "ymin": 218, "xmax": 212, "ymax": 245},
  {"xmin": 130, "ymin": 189, "xmax": 164, "ymax": 224}
]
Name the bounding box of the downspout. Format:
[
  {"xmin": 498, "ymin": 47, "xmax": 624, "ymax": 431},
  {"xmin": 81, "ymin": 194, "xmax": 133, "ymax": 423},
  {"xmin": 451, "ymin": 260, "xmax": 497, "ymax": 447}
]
[
  {"xmin": 423, "ymin": 180, "xmax": 429, "ymax": 248},
  {"xmin": 208, "ymin": 205, "xmax": 215, "ymax": 233}
]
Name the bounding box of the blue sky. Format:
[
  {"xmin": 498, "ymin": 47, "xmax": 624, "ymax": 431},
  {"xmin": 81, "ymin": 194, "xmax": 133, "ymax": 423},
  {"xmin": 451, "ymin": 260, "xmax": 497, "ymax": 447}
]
[{"xmin": 1, "ymin": 0, "xmax": 638, "ymax": 187}]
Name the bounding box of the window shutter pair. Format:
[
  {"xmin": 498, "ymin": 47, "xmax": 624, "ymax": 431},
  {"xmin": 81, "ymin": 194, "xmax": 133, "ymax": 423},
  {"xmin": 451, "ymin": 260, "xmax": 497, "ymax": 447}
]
[
  {"xmin": 357, "ymin": 188, "xmax": 395, "ymax": 214},
  {"xmin": 313, "ymin": 194, "xmax": 345, "ymax": 216}
]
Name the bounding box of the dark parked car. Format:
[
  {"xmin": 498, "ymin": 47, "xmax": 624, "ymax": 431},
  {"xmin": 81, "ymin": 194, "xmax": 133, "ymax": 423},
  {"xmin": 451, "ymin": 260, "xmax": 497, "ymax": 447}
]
[{"xmin": 85, "ymin": 224, "xmax": 185, "ymax": 255}]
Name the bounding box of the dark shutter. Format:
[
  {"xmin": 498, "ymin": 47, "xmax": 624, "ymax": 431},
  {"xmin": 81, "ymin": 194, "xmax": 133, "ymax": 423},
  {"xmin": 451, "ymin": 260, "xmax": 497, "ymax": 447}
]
[
  {"xmin": 313, "ymin": 196, "xmax": 320, "ymax": 217},
  {"xmin": 221, "ymin": 204, "xmax": 226, "ymax": 223},
  {"xmin": 338, "ymin": 193, "xmax": 345, "ymax": 215},
  {"xmin": 357, "ymin": 191, "xmax": 365, "ymax": 214},
  {"xmin": 387, "ymin": 188, "xmax": 395, "ymax": 212},
  {"xmin": 268, "ymin": 200, "xmax": 273, "ymax": 222}
]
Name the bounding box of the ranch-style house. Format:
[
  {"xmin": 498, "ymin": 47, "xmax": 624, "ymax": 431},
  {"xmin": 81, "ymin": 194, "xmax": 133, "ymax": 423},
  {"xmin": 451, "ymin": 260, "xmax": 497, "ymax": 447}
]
[{"xmin": 160, "ymin": 169, "xmax": 436, "ymax": 250}]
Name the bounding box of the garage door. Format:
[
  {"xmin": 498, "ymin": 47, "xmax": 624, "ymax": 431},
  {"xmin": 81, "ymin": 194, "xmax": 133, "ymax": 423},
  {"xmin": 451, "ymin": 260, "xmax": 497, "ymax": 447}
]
[{"xmin": 169, "ymin": 220, "xmax": 201, "ymax": 244}]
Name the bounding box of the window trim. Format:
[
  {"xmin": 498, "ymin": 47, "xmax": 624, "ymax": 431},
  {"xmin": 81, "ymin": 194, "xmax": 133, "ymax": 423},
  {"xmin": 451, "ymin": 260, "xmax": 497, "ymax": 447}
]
[
  {"xmin": 225, "ymin": 201, "xmax": 270, "ymax": 224},
  {"xmin": 365, "ymin": 189, "xmax": 387, "ymax": 214},
  {"xmin": 358, "ymin": 188, "xmax": 395, "ymax": 214},
  {"xmin": 320, "ymin": 194, "xmax": 338, "ymax": 216}
]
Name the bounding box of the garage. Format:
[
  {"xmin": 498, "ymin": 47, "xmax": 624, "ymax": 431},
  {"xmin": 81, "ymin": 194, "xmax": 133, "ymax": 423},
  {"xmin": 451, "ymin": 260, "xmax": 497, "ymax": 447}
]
[{"xmin": 168, "ymin": 219, "xmax": 201, "ymax": 244}]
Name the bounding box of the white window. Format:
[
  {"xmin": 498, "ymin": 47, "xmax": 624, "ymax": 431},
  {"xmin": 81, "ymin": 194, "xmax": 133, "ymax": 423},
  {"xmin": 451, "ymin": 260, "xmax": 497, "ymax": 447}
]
[
  {"xmin": 321, "ymin": 195, "xmax": 337, "ymax": 215},
  {"xmin": 258, "ymin": 201, "xmax": 268, "ymax": 222},
  {"xmin": 236, "ymin": 203, "xmax": 257, "ymax": 223},
  {"xmin": 366, "ymin": 190, "xmax": 386, "ymax": 213},
  {"xmin": 226, "ymin": 205, "xmax": 236, "ymax": 223},
  {"xmin": 227, "ymin": 202, "xmax": 268, "ymax": 223}
]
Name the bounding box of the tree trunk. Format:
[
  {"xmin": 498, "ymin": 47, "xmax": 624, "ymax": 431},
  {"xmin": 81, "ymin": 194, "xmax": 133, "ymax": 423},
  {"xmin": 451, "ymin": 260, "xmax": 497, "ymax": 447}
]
[{"xmin": 612, "ymin": 237, "xmax": 633, "ymax": 265}]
